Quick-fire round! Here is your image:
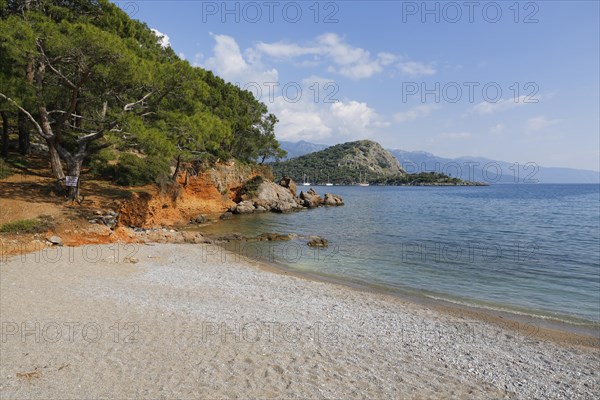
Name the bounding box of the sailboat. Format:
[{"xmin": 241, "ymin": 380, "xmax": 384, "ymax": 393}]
[
  {"xmin": 325, "ymin": 174, "xmax": 333, "ymax": 186},
  {"xmin": 358, "ymin": 172, "xmax": 370, "ymax": 187},
  {"xmin": 302, "ymin": 174, "xmax": 311, "ymax": 186}
]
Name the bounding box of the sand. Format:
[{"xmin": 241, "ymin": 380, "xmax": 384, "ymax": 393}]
[{"xmin": 1, "ymin": 243, "xmax": 599, "ymax": 399}]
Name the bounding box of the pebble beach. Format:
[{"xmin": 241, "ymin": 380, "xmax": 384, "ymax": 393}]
[{"xmin": 1, "ymin": 243, "xmax": 599, "ymax": 399}]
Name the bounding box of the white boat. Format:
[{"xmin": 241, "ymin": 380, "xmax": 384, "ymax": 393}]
[
  {"xmin": 325, "ymin": 174, "xmax": 333, "ymax": 186},
  {"xmin": 358, "ymin": 172, "xmax": 370, "ymax": 186},
  {"xmin": 302, "ymin": 174, "xmax": 311, "ymax": 186}
]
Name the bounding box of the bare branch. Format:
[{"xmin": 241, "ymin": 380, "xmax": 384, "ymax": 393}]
[
  {"xmin": 36, "ymin": 40, "xmax": 76, "ymax": 89},
  {"xmin": 123, "ymin": 92, "xmax": 153, "ymax": 112},
  {"xmin": 0, "ymin": 92, "xmax": 49, "ymax": 140}
]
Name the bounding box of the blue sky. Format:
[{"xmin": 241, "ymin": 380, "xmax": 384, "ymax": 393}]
[{"xmin": 116, "ymin": 1, "xmax": 599, "ymax": 171}]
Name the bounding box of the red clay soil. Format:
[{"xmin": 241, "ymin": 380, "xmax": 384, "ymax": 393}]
[{"xmin": 1, "ymin": 157, "xmax": 264, "ymax": 256}]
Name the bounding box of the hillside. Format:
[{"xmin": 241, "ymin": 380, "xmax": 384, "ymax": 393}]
[
  {"xmin": 272, "ymin": 140, "xmax": 406, "ymax": 185},
  {"xmin": 277, "ymin": 141, "xmax": 600, "ymax": 184}
]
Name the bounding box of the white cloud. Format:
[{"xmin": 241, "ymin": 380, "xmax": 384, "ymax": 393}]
[
  {"xmin": 151, "ymin": 29, "xmax": 171, "ymax": 48},
  {"xmin": 490, "ymin": 124, "xmax": 505, "ymax": 135},
  {"xmin": 269, "ymin": 91, "xmax": 386, "ymax": 142},
  {"xmin": 394, "ymin": 104, "xmax": 439, "ymax": 123},
  {"xmin": 255, "ymin": 33, "xmax": 433, "ymax": 80},
  {"xmin": 397, "ymin": 61, "xmax": 436, "ymax": 77},
  {"xmin": 330, "ymin": 101, "xmax": 389, "ymax": 132},
  {"xmin": 471, "ymin": 95, "xmax": 535, "ymax": 114},
  {"xmin": 178, "ymin": 52, "xmax": 186, "ymax": 60},
  {"xmin": 202, "ymin": 34, "xmax": 278, "ymax": 85},
  {"xmin": 525, "ymin": 116, "xmax": 561, "ymax": 131}
]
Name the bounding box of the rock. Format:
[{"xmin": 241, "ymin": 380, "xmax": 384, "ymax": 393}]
[
  {"xmin": 278, "ymin": 176, "xmax": 298, "ymax": 197},
  {"xmin": 234, "ymin": 200, "xmax": 255, "ymax": 214},
  {"xmin": 255, "ymin": 181, "xmax": 302, "ymax": 212},
  {"xmin": 181, "ymin": 231, "xmax": 209, "ymax": 244},
  {"xmin": 323, "ymin": 193, "xmax": 344, "ymax": 206},
  {"xmin": 256, "ymin": 232, "xmax": 292, "ymax": 241},
  {"xmin": 307, "ymin": 236, "xmax": 328, "ymax": 247},
  {"xmin": 192, "ymin": 214, "xmax": 208, "ymax": 224},
  {"xmin": 253, "ymin": 199, "xmax": 272, "ymax": 211},
  {"xmin": 271, "ymin": 201, "xmax": 296, "ymax": 213},
  {"xmin": 93, "ymin": 210, "xmax": 102, "ymax": 216},
  {"xmin": 211, "ymin": 232, "xmax": 245, "ymax": 242},
  {"xmin": 47, "ymin": 235, "xmax": 63, "ymax": 246},
  {"xmin": 220, "ymin": 211, "xmax": 233, "ymax": 220},
  {"xmin": 254, "ymin": 206, "xmax": 267, "ymax": 212},
  {"xmin": 300, "ymin": 189, "xmax": 323, "ymax": 208}
]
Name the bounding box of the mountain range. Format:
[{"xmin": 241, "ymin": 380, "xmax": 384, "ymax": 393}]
[{"xmin": 278, "ymin": 141, "xmax": 600, "ymax": 184}]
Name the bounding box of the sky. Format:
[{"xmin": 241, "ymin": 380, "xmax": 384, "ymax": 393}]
[{"xmin": 115, "ymin": 1, "xmax": 599, "ymax": 171}]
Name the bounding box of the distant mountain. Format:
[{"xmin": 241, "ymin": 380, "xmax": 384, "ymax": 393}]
[
  {"xmin": 272, "ymin": 140, "xmax": 406, "ymax": 185},
  {"xmin": 388, "ymin": 150, "xmax": 600, "ymax": 184},
  {"xmin": 277, "ymin": 140, "xmax": 600, "ymax": 183},
  {"xmin": 278, "ymin": 140, "xmax": 329, "ymax": 160}
]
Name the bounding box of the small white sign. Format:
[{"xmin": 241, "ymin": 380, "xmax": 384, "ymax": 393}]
[{"xmin": 65, "ymin": 176, "xmax": 79, "ymax": 187}]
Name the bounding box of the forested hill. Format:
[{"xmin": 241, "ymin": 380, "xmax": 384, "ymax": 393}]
[
  {"xmin": 0, "ymin": 0, "xmax": 285, "ymax": 198},
  {"xmin": 271, "ymin": 140, "xmax": 405, "ymax": 185}
]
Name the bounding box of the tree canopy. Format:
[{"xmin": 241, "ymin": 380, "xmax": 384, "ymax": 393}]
[{"xmin": 0, "ymin": 0, "xmax": 286, "ymax": 198}]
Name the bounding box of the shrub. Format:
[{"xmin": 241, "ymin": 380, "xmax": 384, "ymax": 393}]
[
  {"xmin": 0, "ymin": 159, "xmax": 12, "ymax": 179},
  {"xmin": 0, "ymin": 217, "xmax": 54, "ymax": 234},
  {"xmin": 238, "ymin": 175, "xmax": 264, "ymax": 198},
  {"xmin": 113, "ymin": 153, "xmax": 170, "ymax": 186},
  {"xmin": 88, "ymin": 148, "xmax": 117, "ymax": 179}
]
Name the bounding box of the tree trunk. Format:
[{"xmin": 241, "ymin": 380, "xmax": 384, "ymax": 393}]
[
  {"xmin": 66, "ymin": 158, "xmax": 83, "ymax": 201},
  {"xmin": 18, "ymin": 112, "xmax": 30, "ymax": 155},
  {"xmin": 1, "ymin": 111, "xmax": 8, "ymax": 157},
  {"xmin": 46, "ymin": 139, "xmax": 65, "ymax": 181},
  {"xmin": 172, "ymin": 154, "xmax": 181, "ymax": 180}
]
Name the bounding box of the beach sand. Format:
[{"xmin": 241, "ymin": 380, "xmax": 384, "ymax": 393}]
[{"xmin": 1, "ymin": 243, "xmax": 598, "ymax": 399}]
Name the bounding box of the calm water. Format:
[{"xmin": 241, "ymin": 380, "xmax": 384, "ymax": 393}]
[{"xmin": 195, "ymin": 184, "xmax": 600, "ymax": 325}]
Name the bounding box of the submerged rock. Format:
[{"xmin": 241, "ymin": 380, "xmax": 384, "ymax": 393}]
[
  {"xmin": 220, "ymin": 211, "xmax": 233, "ymax": 220},
  {"xmin": 307, "ymin": 236, "xmax": 328, "ymax": 247},
  {"xmin": 192, "ymin": 214, "xmax": 208, "ymax": 224}
]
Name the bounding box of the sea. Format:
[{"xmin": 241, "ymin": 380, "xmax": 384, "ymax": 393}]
[{"xmin": 194, "ymin": 184, "xmax": 600, "ymax": 328}]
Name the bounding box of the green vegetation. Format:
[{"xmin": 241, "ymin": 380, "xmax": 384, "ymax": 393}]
[
  {"xmin": 272, "ymin": 140, "xmax": 472, "ymax": 186},
  {"xmin": 0, "ymin": 217, "xmax": 54, "ymax": 234},
  {"xmin": 371, "ymin": 172, "xmax": 464, "ymax": 185},
  {"xmin": 272, "ymin": 140, "xmax": 404, "ymax": 184},
  {"xmin": 237, "ymin": 175, "xmax": 265, "ymax": 198},
  {"xmin": 0, "ymin": 0, "xmax": 285, "ymax": 198},
  {"xmin": 0, "ymin": 158, "xmax": 12, "ymax": 179}
]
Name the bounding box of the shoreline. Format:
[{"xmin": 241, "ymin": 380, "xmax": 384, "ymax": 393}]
[
  {"xmin": 1, "ymin": 242, "xmax": 599, "ymax": 398},
  {"xmin": 2, "ymin": 228, "xmax": 598, "ymax": 348},
  {"xmin": 231, "ymin": 244, "xmax": 600, "ymax": 350}
]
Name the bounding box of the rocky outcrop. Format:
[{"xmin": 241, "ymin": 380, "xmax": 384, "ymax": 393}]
[
  {"xmin": 278, "ymin": 176, "xmax": 297, "ymax": 197},
  {"xmin": 323, "ymin": 193, "xmax": 344, "ymax": 206},
  {"xmin": 230, "ymin": 178, "xmax": 343, "ymax": 215},
  {"xmin": 299, "ymin": 188, "xmax": 322, "ymax": 208}
]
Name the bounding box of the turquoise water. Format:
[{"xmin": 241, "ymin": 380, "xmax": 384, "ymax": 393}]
[{"xmin": 196, "ymin": 184, "xmax": 600, "ymax": 325}]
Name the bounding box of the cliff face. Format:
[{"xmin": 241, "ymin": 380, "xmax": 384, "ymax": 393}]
[
  {"xmin": 271, "ymin": 140, "xmax": 406, "ymax": 184},
  {"xmin": 118, "ymin": 161, "xmax": 270, "ymax": 228}
]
